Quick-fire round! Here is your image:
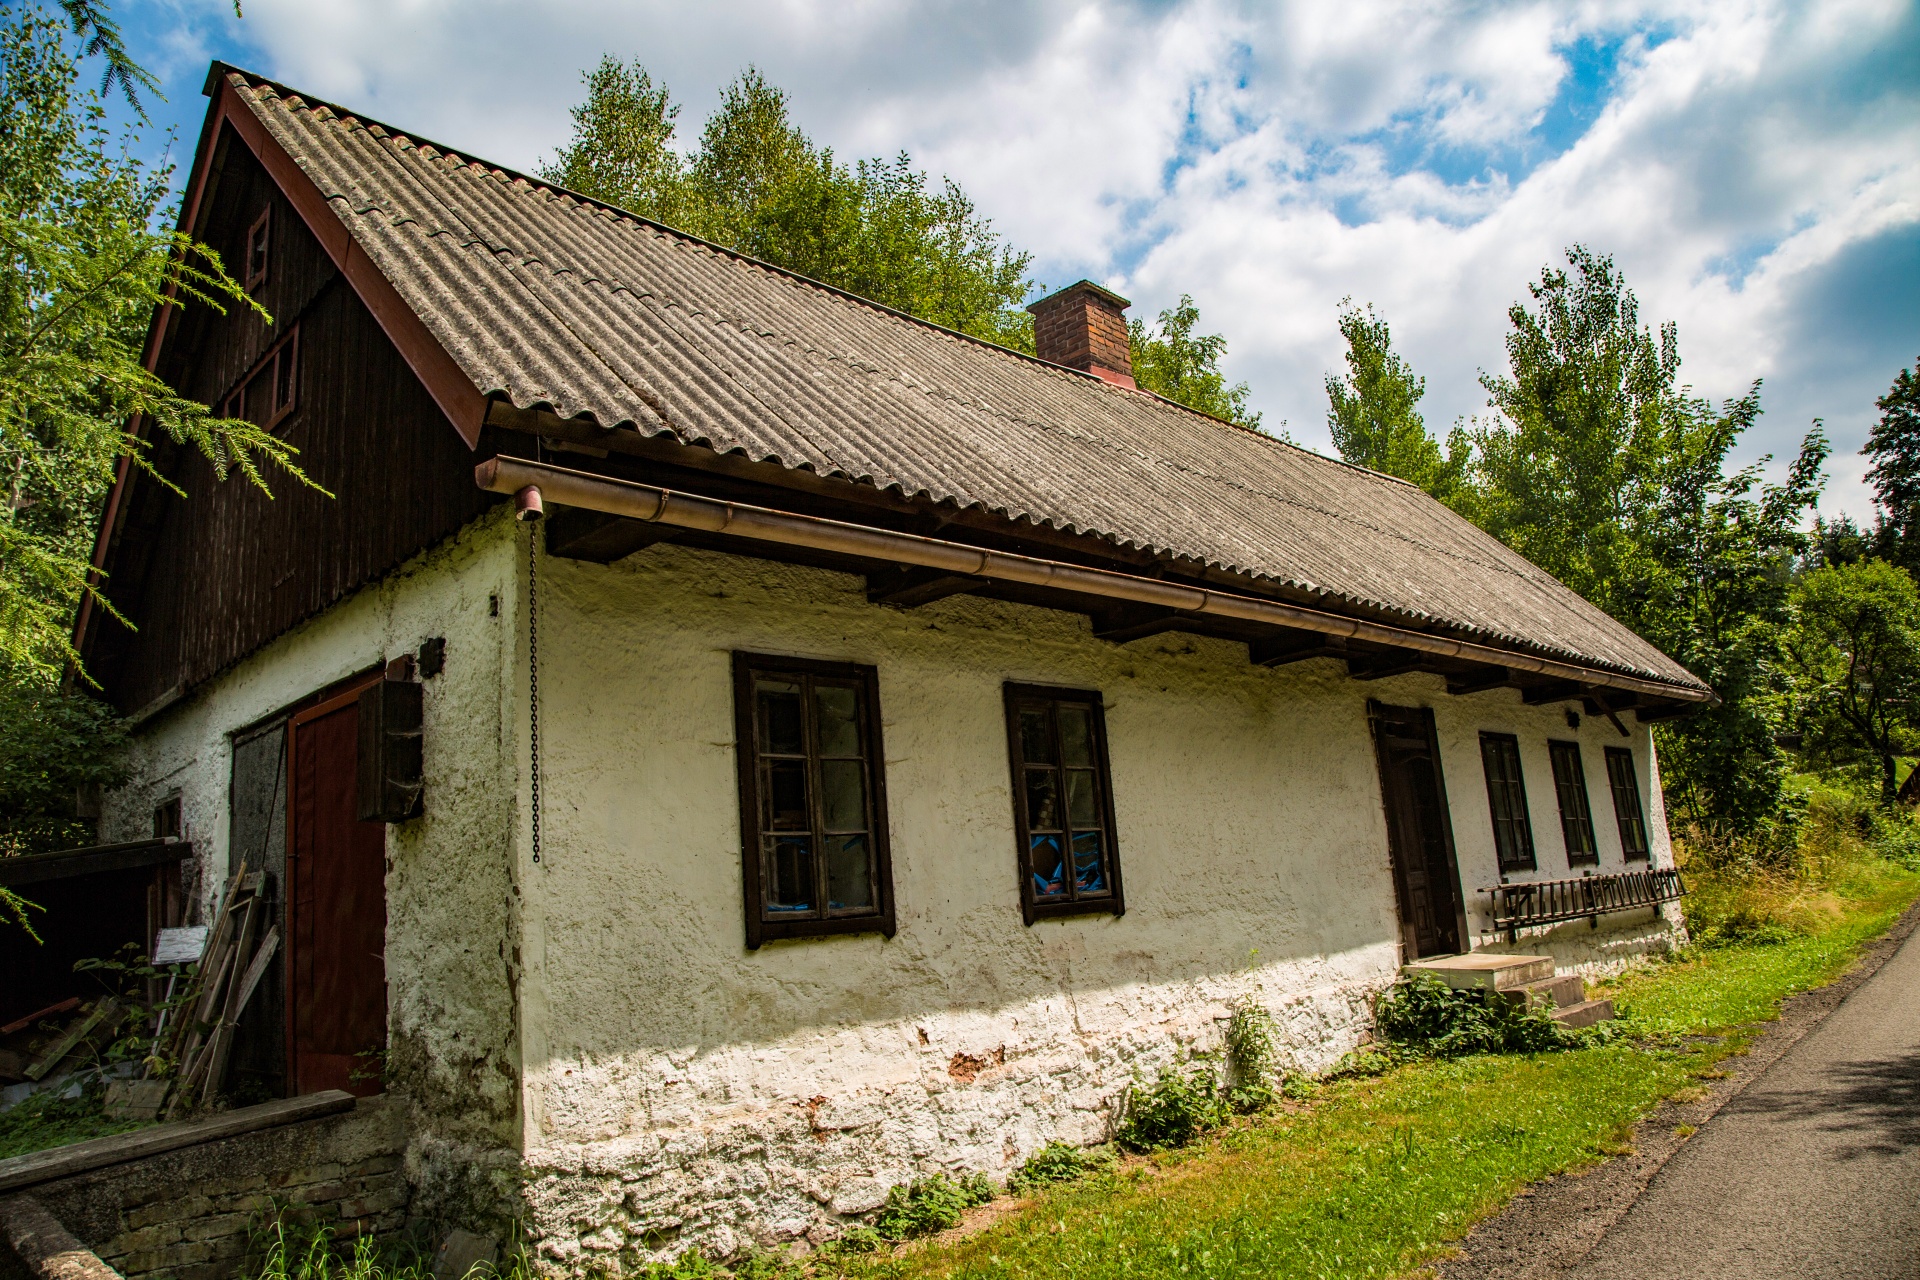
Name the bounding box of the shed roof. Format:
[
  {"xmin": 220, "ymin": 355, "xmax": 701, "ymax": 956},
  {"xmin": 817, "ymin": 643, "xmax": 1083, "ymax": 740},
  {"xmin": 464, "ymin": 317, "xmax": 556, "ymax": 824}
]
[{"xmin": 216, "ymin": 68, "xmax": 1704, "ymax": 695}]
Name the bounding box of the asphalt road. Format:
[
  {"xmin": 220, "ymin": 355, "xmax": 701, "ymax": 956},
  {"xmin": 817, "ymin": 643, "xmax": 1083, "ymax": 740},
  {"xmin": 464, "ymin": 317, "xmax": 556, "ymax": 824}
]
[{"xmin": 1565, "ymin": 920, "xmax": 1920, "ymax": 1280}]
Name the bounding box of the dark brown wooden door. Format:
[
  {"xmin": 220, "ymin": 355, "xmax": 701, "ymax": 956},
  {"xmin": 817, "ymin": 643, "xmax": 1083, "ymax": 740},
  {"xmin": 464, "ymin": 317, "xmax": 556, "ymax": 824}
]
[
  {"xmin": 285, "ymin": 682, "xmax": 388, "ymax": 1096},
  {"xmin": 1369, "ymin": 702, "xmax": 1465, "ymax": 958}
]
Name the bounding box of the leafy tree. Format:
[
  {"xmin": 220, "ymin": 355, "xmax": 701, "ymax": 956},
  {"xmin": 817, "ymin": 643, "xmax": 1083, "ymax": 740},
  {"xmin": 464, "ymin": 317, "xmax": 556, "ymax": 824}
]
[
  {"xmin": 1468, "ymin": 247, "xmax": 1827, "ymax": 833},
  {"xmin": 542, "ymin": 59, "xmax": 1034, "ymax": 348},
  {"xmin": 1129, "ymin": 295, "xmax": 1262, "ymax": 429},
  {"xmin": 0, "ymin": 681, "xmax": 126, "ymax": 855},
  {"xmin": 1862, "ymin": 357, "xmax": 1920, "ymax": 571},
  {"xmin": 0, "ymin": 1, "xmax": 310, "ymax": 883},
  {"xmin": 1, "ymin": 1, "xmax": 307, "ymax": 686},
  {"xmin": 1324, "ymin": 300, "xmax": 1468, "ymax": 501},
  {"xmin": 1781, "ymin": 560, "xmax": 1920, "ymax": 804}
]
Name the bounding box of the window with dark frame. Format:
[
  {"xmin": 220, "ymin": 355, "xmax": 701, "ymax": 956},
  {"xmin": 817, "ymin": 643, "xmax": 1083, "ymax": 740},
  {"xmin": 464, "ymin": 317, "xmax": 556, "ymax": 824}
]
[
  {"xmin": 153, "ymin": 795, "xmax": 181, "ymax": 841},
  {"xmin": 1003, "ymin": 684, "xmax": 1124, "ymax": 923},
  {"xmin": 732, "ymin": 653, "xmax": 894, "ymax": 947},
  {"xmin": 1479, "ymin": 732, "xmax": 1537, "ymax": 872},
  {"xmin": 244, "ymin": 207, "xmax": 270, "ymax": 293},
  {"xmin": 1604, "ymin": 746, "xmax": 1651, "ymax": 861},
  {"xmin": 1547, "ymin": 740, "xmax": 1599, "ymax": 867},
  {"xmin": 220, "ymin": 327, "xmax": 300, "ymax": 432}
]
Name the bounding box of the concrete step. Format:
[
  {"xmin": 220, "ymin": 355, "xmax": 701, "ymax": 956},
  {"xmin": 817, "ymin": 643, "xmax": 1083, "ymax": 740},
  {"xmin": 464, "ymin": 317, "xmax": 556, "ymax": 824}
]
[
  {"xmin": 1501, "ymin": 974, "xmax": 1587, "ymax": 1011},
  {"xmin": 1403, "ymin": 952, "xmax": 1554, "ymax": 992},
  {"xmin": 1550, "ymin": 998, "xmax": 1615, "ymax": 1029}
]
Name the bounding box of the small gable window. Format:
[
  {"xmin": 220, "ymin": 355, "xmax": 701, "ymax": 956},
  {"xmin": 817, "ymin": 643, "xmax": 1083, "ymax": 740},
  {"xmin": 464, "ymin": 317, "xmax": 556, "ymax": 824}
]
[
  {"xmin": 221, "ymin": 327, "xmax": 299, "ymax": 431},
  {"xmin": 244, "ymin": 207, "xmax": 270, "ymax": 293},
  {"xmin": 1547, "ymin": 740, "xmax": 1598, "ymax": 867},
  {"xmin": 1479, "ymin": 732, "xmax": 1536, "ymax": 873},
  {"xmin": 1604, "ymin": 747, "xmax": 1651, "ymax": 861},
  {"xmin": 1004, "ymin": 684, "xmax": 1124, "ymax": 923},
  {"xmin": 732, "ymin": 653, "xmax": 895, "ymax": 948}
]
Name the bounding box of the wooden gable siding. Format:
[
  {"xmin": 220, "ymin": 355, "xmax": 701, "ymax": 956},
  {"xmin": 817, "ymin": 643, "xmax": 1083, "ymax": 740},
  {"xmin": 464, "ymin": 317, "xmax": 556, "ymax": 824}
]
[{"xmin": 88, "ymin": 132, "xmax": 495, "ymax": 716}]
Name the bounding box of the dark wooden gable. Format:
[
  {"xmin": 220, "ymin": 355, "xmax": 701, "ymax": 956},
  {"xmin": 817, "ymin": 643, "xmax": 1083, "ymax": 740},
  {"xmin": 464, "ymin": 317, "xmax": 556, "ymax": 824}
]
[{"xmin": 86, "ymin": 124, "xmax": 496, "ymax": 716}]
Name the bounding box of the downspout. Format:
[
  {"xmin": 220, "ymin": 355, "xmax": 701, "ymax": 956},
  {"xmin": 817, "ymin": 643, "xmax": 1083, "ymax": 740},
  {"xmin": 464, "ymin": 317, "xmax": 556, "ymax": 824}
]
[{"xmin": 475, "ymin": 457, "xmax": 1714, "ymax": 707}]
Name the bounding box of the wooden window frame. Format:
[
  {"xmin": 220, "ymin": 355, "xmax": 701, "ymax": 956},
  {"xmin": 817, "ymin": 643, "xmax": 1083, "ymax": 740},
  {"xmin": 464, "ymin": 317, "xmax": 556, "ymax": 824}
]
[
  {"xmin": 244, "ymin": 206, "xmax": 271, "ymax": 293},
  {"xmin": 1479, "ymin": 731, "xmax": 1537, "ymax": 873},
  {"xmin": 732, "ymin": 652, "xmax": 895, "ymax": 949},
  {"xmin": 219, "ymin": 326, "xmax": 300, "ymax": 433},
  {"xmin": 1604, "ymin": 746, "xmax": 1651, "ymax": 862},
  {"xmin": 1547, "ymin": 740, "xmax": 1599, "ymax": 868},
  {"xmin": 1003, "ymin": 683, "xmax": 1125, "ymax": 925}
]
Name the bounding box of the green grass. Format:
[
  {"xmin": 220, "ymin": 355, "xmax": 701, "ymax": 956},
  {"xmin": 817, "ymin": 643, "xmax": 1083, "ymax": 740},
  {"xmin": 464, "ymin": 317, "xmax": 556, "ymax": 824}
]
[
  {"xmin": 821, "ymin": 857, "xmax": 1920, "ymax": 1280},
  {"xmin": 0, "ymin": 1084, "xmax": 150, "ymax": 1160}
]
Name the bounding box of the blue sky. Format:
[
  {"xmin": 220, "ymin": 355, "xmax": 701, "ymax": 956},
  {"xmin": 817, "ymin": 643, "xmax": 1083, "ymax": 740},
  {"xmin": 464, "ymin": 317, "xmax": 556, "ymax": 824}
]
[{"xmin": 102, "ymin": 0, "xmax": 1920, "ymax": 520}]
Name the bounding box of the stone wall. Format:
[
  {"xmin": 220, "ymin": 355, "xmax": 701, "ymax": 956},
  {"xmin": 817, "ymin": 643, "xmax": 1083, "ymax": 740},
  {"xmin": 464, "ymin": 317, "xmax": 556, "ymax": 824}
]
[{"xmin": 19, "ymin": 1099, "xmax": 407, "ymax": 1280}]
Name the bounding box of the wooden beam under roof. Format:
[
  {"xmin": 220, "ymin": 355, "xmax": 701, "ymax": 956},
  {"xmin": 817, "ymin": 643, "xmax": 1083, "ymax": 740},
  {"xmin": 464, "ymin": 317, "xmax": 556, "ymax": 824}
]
[
  {"xmin": 1248, "ymin": 633, "xmax": 1348, "ymax": 667},
  {"xmin": 866, "ymin": 567, "xmax": 986, "ymax": 608},
  {"xmin": 1091, "ymin": 605, "xmax": 1187, "ymax": 644},
  {"xmin": 1447, "ymin": 667, "xmax": 1516, "ymax": 695},
  {"xmin": 1521, "ymin": 680, "xmax": 1585, "ymax": 705},
  {"xmin": 1347, "ymin": 653, "xmax": 1429, "ymax": 681},
  {"xmin": 544, "ymin": 509, "xmax": 679, "ymax": 563}
]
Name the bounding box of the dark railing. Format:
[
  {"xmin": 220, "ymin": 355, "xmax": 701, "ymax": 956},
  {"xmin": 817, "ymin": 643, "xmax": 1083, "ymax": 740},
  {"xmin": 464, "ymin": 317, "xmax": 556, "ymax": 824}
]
[{"xmin": 1484, "ymin": 867, "xmax": 1686, "ymax": 940}]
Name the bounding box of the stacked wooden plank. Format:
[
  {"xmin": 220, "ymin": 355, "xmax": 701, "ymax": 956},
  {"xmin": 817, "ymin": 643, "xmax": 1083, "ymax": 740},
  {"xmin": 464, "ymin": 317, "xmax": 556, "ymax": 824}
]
[{"xmin": 148, "ymin": 870, "xmax": 279, "ymax": 1118}]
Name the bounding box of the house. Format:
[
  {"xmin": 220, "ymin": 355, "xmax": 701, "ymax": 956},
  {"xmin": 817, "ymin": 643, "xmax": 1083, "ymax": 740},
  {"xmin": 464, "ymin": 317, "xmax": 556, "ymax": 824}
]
[{"xmin": 79, "ymin": 65, "xmax": 1707, "ymax": 1265}]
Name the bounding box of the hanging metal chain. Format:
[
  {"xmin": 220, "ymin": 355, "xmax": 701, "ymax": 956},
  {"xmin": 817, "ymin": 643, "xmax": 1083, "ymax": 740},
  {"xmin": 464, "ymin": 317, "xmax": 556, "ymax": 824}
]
[{"xmin": 528, "ymin": 518, "xmax": 542, "ymax": 865}]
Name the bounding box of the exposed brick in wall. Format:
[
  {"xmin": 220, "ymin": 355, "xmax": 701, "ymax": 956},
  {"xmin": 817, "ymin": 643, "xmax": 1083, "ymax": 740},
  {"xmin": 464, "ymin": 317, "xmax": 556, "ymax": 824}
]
[
  {"xmin": 17, "ymin": 1099, "xmax": 407, "ymax": 1280},
  {"xmin": 1028, "ymin": 282, "xmax": 1134, "ymax": 387}
]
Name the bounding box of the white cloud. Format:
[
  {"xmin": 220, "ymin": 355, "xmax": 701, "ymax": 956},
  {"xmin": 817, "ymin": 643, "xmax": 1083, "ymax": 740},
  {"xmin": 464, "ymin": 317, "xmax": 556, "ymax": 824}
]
[{"xmin": 141, "ymin": 0, "xmax": 1920, "ymax": 516}]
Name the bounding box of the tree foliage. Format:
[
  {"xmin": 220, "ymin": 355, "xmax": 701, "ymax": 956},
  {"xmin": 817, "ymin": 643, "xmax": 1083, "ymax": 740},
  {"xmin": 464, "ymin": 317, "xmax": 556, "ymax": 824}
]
[
  {"xmin": 0, "ymin": 1, "xmax": 313, "ymax": 877},
  {"xmin": 1324, "ymin": 300, "xmax": 1466, "ymax": 500},
  {"xmin": 1129, "ymin": 295, "xmax": 1261, "ymax": 429},
  {"xmin": 1331, "ymin": 250, "xmax": 1827, "ymax": 832},
  {"xmin": 0, "ymin": 1, "xmax": 309, "ymax": 687},
  {"xmin": 542, "ymin": 58, "xmax": 1035, "ymax": 348},
  {"xmin": 1464, "ymin": 248, "xmax": 1827, "ymax": 833},
  {"xmin": 1781, "ymin": 560, "xmax": 1920, "ymax": 804},
  {"xmin": 1861, "ymin": 356, "xmax": 1920, "ymax": 571}
]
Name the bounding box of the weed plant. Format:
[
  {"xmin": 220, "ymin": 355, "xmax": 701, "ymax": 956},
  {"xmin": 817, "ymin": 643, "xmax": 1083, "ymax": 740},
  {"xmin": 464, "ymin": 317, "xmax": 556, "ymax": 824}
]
[
  {"xmin": 1116, "ymin": 997, "xmax": 1288, "ymax": 1153},
  {"xmin": 1007, "ymin": 1143, "xmax": 1118, "ymax": 1195},
  {"xmin": 1373, "ymin": 974, "xmax": 1572, "ymax": 1059},
  {"xmin": 873, "ymin": 1173, "xmax": 996, "ymax": 1239},
  {"xmin": 240, "ymin": 1217, "xmax": 431, "ymax": 1280}
]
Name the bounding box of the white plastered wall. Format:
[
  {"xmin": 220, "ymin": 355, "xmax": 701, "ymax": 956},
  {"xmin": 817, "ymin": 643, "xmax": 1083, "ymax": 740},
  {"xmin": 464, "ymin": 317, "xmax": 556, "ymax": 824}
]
[
  {"xmin": 510, "ymin": 541, "xmax": 1683, "ymax": 1263},
  {"xmin": 98, "ymin": 509, "xmax": 526, "ymax": 1208}
]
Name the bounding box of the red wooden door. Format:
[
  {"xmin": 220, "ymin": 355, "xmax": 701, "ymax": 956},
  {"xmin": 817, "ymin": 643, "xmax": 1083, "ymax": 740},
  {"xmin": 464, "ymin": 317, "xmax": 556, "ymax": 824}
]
[{"xmin": 286, "ymin": 682, "xmax": 388, "ymax": 1096}]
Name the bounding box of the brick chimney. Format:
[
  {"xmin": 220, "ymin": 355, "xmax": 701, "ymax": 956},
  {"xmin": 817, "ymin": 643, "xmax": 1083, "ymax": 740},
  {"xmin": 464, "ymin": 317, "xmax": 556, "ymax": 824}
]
[{"xmin": 1027, "ymin": 280, "xmax": 1135, "ymax": 388}]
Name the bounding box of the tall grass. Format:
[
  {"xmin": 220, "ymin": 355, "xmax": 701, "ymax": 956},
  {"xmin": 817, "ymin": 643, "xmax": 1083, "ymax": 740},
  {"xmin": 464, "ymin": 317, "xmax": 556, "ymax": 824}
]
[{"xmin": 1677, "ymin": 775, "xmax": 1920, "ymax": 948}]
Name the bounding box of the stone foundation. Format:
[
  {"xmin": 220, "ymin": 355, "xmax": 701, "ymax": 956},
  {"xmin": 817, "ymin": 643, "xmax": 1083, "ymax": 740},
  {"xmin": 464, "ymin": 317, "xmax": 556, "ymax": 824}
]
[
  {"xmin": 13, "ymin": 1098, "xmax": 408, "ymax": 1280},
  {"xmin": 513, "ymin": 966, "xmax": 1384, "ymax": 1269}
]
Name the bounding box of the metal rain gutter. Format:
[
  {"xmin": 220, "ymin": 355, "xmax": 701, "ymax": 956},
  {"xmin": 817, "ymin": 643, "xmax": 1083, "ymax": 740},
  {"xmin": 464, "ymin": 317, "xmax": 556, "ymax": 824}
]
[{"xmin": 476, "ymin": 457, "xmax": 1713, "ymax": 706}]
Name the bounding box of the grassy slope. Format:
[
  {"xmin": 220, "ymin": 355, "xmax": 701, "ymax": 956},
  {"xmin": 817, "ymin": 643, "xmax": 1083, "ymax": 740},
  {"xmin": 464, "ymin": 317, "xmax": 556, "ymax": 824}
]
[{"xmin": 832, "ymin": 860, "xmax": 1920, "ymax": 1280}]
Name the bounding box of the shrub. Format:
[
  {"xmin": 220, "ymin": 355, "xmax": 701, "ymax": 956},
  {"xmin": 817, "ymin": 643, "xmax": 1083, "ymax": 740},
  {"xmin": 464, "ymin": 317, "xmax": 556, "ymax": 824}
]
[
  {"xmin": 1007, "ymin": 1142, "xmax": 1117, "ymax": 1194},
  {"xmin": 872, "ymin": 1172, "xmax": 994, "ymax": 1239},
  {"xmin": 1373, "ymin": 974, "xmax": 1572, "ymax": 1058},
  {"xmin": 1116, "ymin": 1061, "xmax": 1231, "ymax": 1152}
]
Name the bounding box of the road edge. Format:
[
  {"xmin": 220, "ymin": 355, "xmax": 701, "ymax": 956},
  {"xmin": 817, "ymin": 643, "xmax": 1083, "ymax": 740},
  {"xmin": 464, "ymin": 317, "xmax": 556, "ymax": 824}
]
[{"xmin": 1430, "ymin": 897, "xmax": 1920, "ymax": 1280}]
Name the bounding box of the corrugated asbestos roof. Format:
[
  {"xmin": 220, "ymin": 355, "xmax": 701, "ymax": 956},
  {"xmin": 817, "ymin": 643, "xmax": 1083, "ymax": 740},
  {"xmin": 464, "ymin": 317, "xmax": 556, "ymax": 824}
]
[{"xmin": 226, "ymin": 70, "xmax": 1705, "ymax": 693}]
